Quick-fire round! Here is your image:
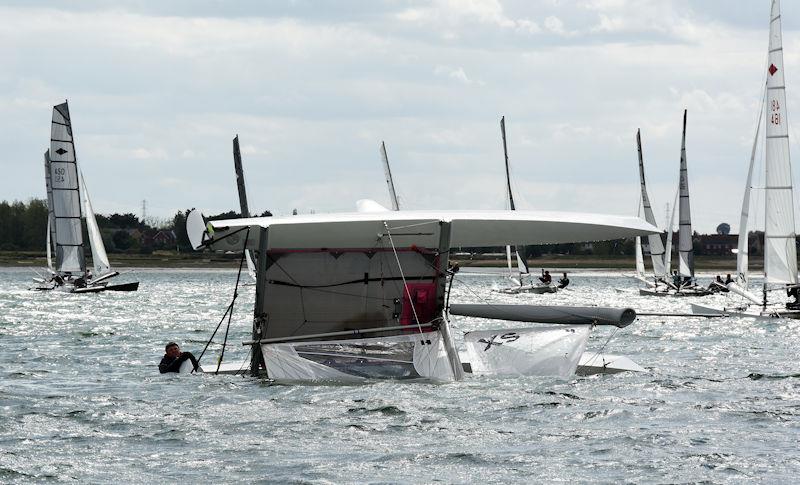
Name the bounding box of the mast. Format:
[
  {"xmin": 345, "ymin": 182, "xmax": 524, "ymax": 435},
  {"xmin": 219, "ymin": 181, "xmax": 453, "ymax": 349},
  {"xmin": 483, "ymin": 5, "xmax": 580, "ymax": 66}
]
[
  {"xmin": 763, "ymin": 0, "xmax": 797, "ymax": 286},
  {"xmin": 50, "ymin": 101, "xmax": 86, "ymax": 275},
  {"xmin": 380, "ymin": 141, "xmax": 400, "ymax": 211},
  {"xmin": 636, "ymin": 129, "xmax": 667, "ymax": 277},
  {"xmin": 677, "ymin": 110, "xmax": 694, "ymax": 279}
]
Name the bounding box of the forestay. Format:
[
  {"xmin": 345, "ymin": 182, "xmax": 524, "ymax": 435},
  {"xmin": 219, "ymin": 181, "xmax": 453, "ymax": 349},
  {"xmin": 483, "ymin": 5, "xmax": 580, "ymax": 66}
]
[
  {"xmin": 764, "ymin": 0, "xmax": 798, "ymax": 285},
  {"xmin": 50, "ymin": 101, "xmax": 85, "ymax": 274}
]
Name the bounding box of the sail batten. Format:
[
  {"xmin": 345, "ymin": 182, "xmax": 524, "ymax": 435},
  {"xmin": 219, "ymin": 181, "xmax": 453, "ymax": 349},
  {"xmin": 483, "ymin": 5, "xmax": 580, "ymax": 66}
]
[{"xmin": 764, "ymin": 0, "xmax": 797, "ymax": 284}]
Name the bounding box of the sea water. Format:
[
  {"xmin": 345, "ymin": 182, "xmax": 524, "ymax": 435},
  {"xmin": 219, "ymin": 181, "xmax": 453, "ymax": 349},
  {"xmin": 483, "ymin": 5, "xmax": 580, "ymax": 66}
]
[{"xmin": 0, "ymin": 267, "xmax": 798, "ymax": 483}]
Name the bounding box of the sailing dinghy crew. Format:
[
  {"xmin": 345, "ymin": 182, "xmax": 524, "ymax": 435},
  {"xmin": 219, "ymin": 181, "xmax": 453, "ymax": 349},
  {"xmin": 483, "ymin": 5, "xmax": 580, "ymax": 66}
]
[
  {"xmin": 539, "ymin": 270, "xmax": 552, "ymax": 284},
  {"xmin": 159, "ymin": 342, "xmax": 198, "ymax": 374},
  {"xmin": 558, "ymin": 273, "xmax": 570, "ymax": 289},
  {"xmin": 725, "ymin": 274, "xmax": 733, "ymax": 285}
]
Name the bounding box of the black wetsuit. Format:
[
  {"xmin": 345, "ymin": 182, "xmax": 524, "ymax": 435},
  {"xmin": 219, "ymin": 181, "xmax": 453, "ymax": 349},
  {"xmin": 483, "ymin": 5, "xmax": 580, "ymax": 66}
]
[
  {"xmin": 558, "ymin": 278, "xmax": 570, "ymax": 289},
  {"xmin": 159, "ymin": 352, "xmax": 198, "ymax": 373}
]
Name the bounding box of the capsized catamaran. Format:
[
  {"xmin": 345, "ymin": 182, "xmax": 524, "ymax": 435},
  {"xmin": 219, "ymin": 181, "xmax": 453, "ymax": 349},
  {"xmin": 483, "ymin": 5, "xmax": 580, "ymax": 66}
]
[
  {"xmin": 33, "ymin": 101, "xmax": 139, "ymax": 293},
  {"xmin": 185, "ymin": 208, "xmax": 656, "ymax": 382},
  {"xmin": 232, "ymin": 135, "xmax": 257, "ymax": 282},
  {"xmin": 692, "ymin": 0, "xmax": 799, "ymax": 318},
  {"xmin": 495, "ymin": 117, "xmax": 558, "ymax": 294},
  {"xmin": 637, "ymin": 114, "xmax": 711, "ymax": 297}
]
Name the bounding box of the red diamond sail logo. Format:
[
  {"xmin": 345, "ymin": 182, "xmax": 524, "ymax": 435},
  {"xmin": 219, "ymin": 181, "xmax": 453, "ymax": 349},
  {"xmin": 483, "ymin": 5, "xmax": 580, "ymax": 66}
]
[{"xmin": 769, "ymin": 63, "xmax": 778, "ymax": 76}]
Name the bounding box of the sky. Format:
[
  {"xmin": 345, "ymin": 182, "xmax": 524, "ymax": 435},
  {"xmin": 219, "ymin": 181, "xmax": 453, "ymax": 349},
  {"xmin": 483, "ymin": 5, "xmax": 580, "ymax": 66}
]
[{"xmin": 1, "ymin": 0, "xmax": 798, "ymax": 233}]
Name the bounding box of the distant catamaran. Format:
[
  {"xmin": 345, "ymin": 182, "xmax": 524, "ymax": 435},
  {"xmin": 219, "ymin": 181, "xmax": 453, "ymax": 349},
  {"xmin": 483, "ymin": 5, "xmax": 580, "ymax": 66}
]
[
  {"xmin": 636, "ymin": 113, "xmax": 710, "ymax": 297},
  {"xmin": 692, "ymin": 0, "xmax": 800, "ymax": 318},
  {"xmin": 496, "ymin": 116, "xmax": 557, "ymax": 294},
  {"xmin": 34, "ymin": 101, "xmax": 139, "ymax": 293}
]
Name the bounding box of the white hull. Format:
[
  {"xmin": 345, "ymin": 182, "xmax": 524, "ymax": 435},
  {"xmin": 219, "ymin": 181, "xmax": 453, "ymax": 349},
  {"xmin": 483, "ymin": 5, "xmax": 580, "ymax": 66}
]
[
  {"xmin": 639, "ymin": 287, "xmax": 711, "ymax": 297},
  {"xmin": 496, "ymin": 284, "xmax": 557, "ymax": 295},
  {"xmin": 689, "ymin": 302, "xmax": 800, "ymax": 320}
]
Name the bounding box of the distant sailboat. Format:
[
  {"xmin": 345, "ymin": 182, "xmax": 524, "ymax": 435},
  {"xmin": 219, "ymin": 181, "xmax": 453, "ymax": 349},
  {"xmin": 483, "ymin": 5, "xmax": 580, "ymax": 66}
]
[
  {"xmin": 233, "ymin": 135, "xmax": 257, "ymax": 282},
  {"xmin": 34, "ymin": 101, "xmax": 138, "ymax": 293},
  {"xmin": 692, "ymin": 0, "xmax": 800, "ymax": 317},
  {"xmin": 495, "ymin": 116, "xmax": 557, "ymax": 294},
  {"xmin": 637, "ymin": 115, "xmax": 710, "ymax": 297}
]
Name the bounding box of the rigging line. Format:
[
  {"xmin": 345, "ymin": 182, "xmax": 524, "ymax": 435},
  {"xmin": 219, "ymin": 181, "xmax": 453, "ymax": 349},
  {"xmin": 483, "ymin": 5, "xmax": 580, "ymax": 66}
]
[
  {"xmin": 580, "ymin": 327, "xmax": 620, "ymax": 367},
  {"xmin": 216, "ymin": 227, "xmax": 250, "ymax": 375},
  {"xmin": 384, "ymin": 220, "xmax": 441, "ymax": 231},
  {"xmin": 384, "ymin": 222, "xmax": 425, "ymax": 335}
]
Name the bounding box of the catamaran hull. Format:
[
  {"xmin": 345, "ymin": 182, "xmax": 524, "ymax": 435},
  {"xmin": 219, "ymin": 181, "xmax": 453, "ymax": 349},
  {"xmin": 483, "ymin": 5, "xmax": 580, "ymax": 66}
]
[
  {"xmin": 496, "ymin": 284, "xmax": 557, "ymax": 295},
  {"xmin": 689, "ymin": 303, "xmax": 800, "ymax": 320},
  {"xmin": 639, "ymin": 287, "xmax": 712, "ymax": 297}
]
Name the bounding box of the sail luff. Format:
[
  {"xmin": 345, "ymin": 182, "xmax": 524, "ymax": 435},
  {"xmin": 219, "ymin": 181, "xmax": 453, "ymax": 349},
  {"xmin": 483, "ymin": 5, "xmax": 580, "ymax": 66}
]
[
  {"xmin": 737, "ymin": 86, "xmax": 767, "ymax": 286},
  {"xmin": 380, "ymin": 142, "xmax": 400, "ymax": 211},
  {"xmin": 764, "ymin": 0, "xmax": 798, "ymax": 284},
  {"xmin": 50, "ymin": 101, "xmax": 86, "ymax": 274},
  {"xmin": 46, "ymin": 217, "xmax": 53, "ymax": 271},
  {"xmin": 79, "ymin": 170, "xmax": 112, "ymax": 276},
  {"xmin": 677, "ymin": 110, "xmax": 694, "ymax": 278},
  {"xmin": 635, "ymin": 236, "xmax": 646, "ymax": 278},
  {"xmin": 636, "ymin": 129, "xmax": 667, "ymax": 276}
]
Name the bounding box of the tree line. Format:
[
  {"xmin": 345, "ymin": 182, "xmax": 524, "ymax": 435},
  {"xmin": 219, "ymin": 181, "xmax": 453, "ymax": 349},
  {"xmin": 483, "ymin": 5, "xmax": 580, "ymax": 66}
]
[{"xmin": 0, "ymin": 199, "xmax": 271, "ymax": 253}]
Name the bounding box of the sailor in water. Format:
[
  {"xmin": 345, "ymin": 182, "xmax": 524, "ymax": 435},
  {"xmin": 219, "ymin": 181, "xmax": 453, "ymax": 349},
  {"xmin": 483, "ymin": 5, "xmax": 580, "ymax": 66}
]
[
  {"xmin": 539, "ymin": 270, "xmax": 552, "ymax": 284},
  {"xmin": 557, "ymin": 272, "xmax": 570, "ymax": 289},
  {"xmin": 159, "ymin": 342, "xmax": 199, "ymax": 373}
]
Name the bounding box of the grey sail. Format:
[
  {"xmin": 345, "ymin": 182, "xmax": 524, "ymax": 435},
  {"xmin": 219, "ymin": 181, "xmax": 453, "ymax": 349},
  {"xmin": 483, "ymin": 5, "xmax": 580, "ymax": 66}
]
[
  {"xmin": 233, "ymin": 135, "xmax": 257, "ymax": 279},
  {"xmin": 44, "ymin": 150, "xmax": 56, "ymax": 269},
  {"xmin": 50, "ymin": 101, "xmax": 86, "ymax": 274},
  {"xmin": 636, "ymin": 130, "xmax": 667, "ymax": 277},
  {"xmin": 380, "ymin": 141, "xmax": 400, "ymax": 211},
  {"xmin": 677, "ymin": 110, "xmax": 694, "ymax": 278}
]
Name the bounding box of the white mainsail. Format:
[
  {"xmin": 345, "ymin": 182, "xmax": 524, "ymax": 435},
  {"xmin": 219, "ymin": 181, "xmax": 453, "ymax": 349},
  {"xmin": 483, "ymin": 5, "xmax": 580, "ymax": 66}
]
[
  {"xmin": 764, "ymin": 0, "xmax": 798, "ymax": 285},
  {"xmin": 50, "ymin": 101, "xmax": 86, "ymax": 274},
  {"xmin": 677, "ymin": 110, "xmax": 694, "ymax": 278},
  {"xmin": 635, "ymin": 236, "xmax": 646, "ymax": 279},
  {"xmin": 636, "ymin": 130, "xmax": 667, "ymax": 276},
  {"xmin": 664, "ymin": 188, "xmax": 678, "ymax": 273},
  {"xmin": 79, "ymin": 170, "xmax": 112, "ymax": 276},
  {"xmin": 737, "ymin": 88, "xmax": 766, "ymax": 286},
  {"xmin": 380, "ymin": 141, "xmax": 400, "ymax": 211}
]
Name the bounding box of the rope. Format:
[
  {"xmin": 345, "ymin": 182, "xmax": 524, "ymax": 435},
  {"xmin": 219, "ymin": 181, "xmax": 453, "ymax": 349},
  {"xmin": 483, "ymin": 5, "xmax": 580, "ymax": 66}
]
[
  {"xmin": 215, "ymin": 228, "xmax": 250, "ymax": 375},
  {"xmin": 384, "ymin": 222, "xmax": 424, "ymax": 335}
]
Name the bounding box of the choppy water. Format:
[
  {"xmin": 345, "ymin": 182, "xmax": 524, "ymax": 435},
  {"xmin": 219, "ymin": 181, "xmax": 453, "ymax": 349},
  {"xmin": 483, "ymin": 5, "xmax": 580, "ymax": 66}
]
[{"xmin": 1, "ymin": 266, "xmax": 799, "ymax": 483}]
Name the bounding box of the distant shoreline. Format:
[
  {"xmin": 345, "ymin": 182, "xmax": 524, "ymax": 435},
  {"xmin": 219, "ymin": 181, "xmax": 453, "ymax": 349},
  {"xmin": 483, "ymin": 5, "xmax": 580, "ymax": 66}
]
[{"xmin": 0, "ymin": 250, "xmax": 754, "ymax": 272}]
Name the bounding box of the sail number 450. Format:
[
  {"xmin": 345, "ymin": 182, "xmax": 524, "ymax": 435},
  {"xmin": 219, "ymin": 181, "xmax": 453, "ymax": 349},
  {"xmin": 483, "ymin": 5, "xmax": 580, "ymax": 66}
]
[
  {"xmin": 771, "ymin": 99, "xmax": 782, "ymax": 125},
  {"xmin": 54, "ymin": 167, "xmax": 66, "ymax": 182}
]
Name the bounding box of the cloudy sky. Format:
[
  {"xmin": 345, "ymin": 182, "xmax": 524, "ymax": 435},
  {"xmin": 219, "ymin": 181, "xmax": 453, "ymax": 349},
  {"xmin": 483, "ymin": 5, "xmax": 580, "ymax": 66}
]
[{"xmin": 1, "ymin": 0, "xmax": 798, "ymax": 232}]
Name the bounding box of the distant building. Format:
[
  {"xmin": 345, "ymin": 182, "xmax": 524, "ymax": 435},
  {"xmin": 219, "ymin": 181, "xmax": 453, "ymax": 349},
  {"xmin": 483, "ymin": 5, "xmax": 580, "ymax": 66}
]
[{"xmin": 153, "ymin": 230, "xmax": 176, "ymax": 248}]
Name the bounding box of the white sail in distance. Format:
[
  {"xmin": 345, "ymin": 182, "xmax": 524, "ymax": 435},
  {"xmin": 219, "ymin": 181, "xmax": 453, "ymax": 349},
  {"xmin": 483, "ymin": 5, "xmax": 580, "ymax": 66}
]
[
  {"xmin": 764, "ymin": 0, "xmax": 798, "ymax": 284},
  {"xmin": 664, "ymin": 187, "xmax": 678, "ymax": 273},
  {"xmin": 79, "ymin": 170, "xmax": 112, "ymax": 276},
  {"xmin": 50, "ymin": 101, "xmax": 86, "ymax": 274},
  {"xmin": 636, "ymin": 130, "xmax": 667, "ymax": 276},
  {"xmin": 635, "ymin": 236, "xmax": 646, "ymax": 279},
  {"xmin": 380, "ymin": 141, "xmax": 400, "ymax": 211},
  {"xmin": 677, "ymin": 110, "xmax": 694, "ymax": 278},
  {"xmin": 737, "ymin": 87, "xmax": 766, "ymax": 286}
]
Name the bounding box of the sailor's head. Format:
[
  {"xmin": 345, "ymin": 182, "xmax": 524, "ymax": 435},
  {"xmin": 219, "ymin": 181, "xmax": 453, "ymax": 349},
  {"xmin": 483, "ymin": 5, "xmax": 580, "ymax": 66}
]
[
  {"xmin": 545, "ymin": 270, "xmax": 550, "ymax": 274},
  {"xmin": 563, "ymin": 273, "xmax": 567, "ymax": 277},
  {"xmin": 165, "ymin": 342, "xmax": 181, "ymax": 358}
]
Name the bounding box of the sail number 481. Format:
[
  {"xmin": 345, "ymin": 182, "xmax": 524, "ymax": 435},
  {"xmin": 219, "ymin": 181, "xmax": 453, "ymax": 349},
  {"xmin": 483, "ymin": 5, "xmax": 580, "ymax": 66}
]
[{"xmin": 771, "ymin": 99, "xmax": 782, "ymax": 125}]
